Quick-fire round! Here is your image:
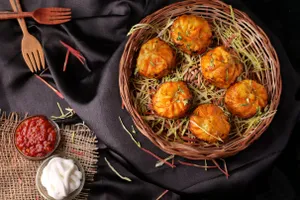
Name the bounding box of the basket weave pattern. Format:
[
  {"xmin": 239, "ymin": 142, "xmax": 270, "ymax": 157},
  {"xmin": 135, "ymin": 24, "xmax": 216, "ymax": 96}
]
[{"xmin": 119, "ymin": 0, "xmax": 281, "ymax": 160}]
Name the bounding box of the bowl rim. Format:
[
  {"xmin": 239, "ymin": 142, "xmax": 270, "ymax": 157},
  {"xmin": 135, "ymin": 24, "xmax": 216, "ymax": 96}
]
[
  {"xmin": 35, "ymin": 154, "xmax": 86, "ymax": 200},
  {"xmin": 13, "ymin": 115, "xmax": 61, "ymax": 161}
]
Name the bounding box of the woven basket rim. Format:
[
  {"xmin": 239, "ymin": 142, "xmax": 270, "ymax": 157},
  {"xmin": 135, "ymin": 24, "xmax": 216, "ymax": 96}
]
[{"xmin": 119, "ymin": 0, "xmax": 282, "ymax": 160}]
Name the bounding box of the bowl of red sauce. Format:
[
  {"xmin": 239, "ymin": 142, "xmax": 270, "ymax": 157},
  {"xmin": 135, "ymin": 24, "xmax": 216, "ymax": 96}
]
[{"xmin": 14, "ymin": 115, "xmax": 61, "ymax": 160}]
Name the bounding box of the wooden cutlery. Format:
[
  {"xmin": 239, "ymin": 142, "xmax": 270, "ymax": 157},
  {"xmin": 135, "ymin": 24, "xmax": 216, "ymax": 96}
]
[
  {"xmin": 10, "ymin": 0, "xmax": 45, "ymax": 72},
  {"xmin": 5, "ymin": 0, "xmax": 72, "ymax": 73},
  {"xmin": 0, "ymin": 7, "xmax": 71, "ymax": 25}
]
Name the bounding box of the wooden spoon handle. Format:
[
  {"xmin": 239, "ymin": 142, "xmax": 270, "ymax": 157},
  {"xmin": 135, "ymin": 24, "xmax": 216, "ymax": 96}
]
[
  {"xmin": 9, "ymin": 0, "xmax": 28, "ymax": 34},
  {"xmin": 0, "ymin": 12, "xmax": 31, "ymax": 20}
]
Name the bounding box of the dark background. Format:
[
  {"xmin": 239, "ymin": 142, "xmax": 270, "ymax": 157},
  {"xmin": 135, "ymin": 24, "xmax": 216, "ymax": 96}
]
[
  {"xmin": 242, "ymin": 0, "xmax": 300, "ymax": 72},
  {"xmin": 0, "ymin": 0, "xmax": 299, "ymax": 199},
  {"xmin": 242, "ymin": 0, "xmax": 300, "ymax": 198}
]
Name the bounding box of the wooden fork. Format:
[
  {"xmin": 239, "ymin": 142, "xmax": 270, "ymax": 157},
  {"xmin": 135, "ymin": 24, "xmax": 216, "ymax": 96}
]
[
  {"xmin": 0, "ymin": 7, "xmax": 71, "ymax": 25},
  {"xmin": 10, "ymin": 0, "xmax": 45, "ymax": 73}
]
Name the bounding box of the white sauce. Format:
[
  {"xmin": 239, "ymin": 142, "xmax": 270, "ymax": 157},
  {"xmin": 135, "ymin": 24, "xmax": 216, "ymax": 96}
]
[{"xmin": 41, "ymin": 157, "xmax": 82, "ymax": 200}]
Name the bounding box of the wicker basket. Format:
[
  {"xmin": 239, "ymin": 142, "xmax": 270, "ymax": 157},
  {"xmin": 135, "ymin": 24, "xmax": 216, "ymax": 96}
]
[{"xmin": 119, "ymin": 0, "xmax": 281, "ymax": 160}]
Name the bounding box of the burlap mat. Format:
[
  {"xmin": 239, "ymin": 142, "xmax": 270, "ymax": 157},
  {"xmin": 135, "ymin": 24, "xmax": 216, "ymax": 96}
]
[{"xmin": 0, "ymin": 112, "xmax": 99, "ymax": 200}]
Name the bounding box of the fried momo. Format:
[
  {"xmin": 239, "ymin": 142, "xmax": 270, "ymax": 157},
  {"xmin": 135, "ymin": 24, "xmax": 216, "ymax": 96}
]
[
  {"xmin": 201, "ymin": 46, "xmax": 243, "ymax": 88},
  {"xmin": 136, "ymin": 38, "xmax": 176, "ymax": 78},
  {"xmin": 189, "ymin": 104, "xmax": 230, "ymax": 143},
  {"xmin": 170, "ymin": 15, "xmax": 212, "ymax": 55},
  {"xmin": 152, "ymin": 81, "xmax": 192, "ymax": 119},
  {"xmin": 225, "ymin": 79, "xmax": 268, "ymax": 118}
]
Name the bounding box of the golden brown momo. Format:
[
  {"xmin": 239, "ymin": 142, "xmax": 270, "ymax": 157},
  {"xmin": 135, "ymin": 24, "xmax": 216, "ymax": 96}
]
[
  {"xmin": 136, "ymin": 38, "xmax": 176, "ymax": 78},
  {"xmin": 201, "ymin": 46, "xmax": 243, "ymax": 88},
  {"xmin": 170, "ymin": 15, "xmax": 212, "ymax": 55},
  {"xmin": 225, "ymin": 79, "xmax": 268, "ymax": 118},
  {"xmin": 189, "ymin": 104, "xmax": 230, "ymax": 143},
  {"xmin": 152, "ymin": 81, "xmax": 192, "ymax": 119}
]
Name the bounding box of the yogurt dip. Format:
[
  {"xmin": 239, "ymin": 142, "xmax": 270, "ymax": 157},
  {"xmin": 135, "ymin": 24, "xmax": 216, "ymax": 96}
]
[{"xmin": 41, "ymin": 157, "xmax": 83, "ymax": 200}]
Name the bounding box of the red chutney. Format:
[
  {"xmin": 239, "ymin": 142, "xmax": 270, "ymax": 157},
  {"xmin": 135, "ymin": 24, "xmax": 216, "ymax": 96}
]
[{"xmin": 15, "ymin": 116, "xmax": 57, "ymax": 157}]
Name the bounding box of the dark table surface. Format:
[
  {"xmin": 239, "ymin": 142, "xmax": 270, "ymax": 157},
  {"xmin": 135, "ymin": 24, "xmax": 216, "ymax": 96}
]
[
  {"xmin": 242, "ymin": 0, "xmax": 300, "ymax": 198},
  {"xmin": 0, "ymin": 0, "xmax": 299, "ymax": 199}
]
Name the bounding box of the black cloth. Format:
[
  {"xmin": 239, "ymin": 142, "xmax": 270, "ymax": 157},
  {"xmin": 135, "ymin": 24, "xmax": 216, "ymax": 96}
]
[{"xmin": 0, "ymin": 0, "xmax": 299, "ymax": 199}]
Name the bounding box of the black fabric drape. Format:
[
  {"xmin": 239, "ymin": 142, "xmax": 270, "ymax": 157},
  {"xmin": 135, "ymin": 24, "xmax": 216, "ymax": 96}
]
[{"xmin": 0, "ymin": 0, "xmax": 299, "ymax": 199}]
